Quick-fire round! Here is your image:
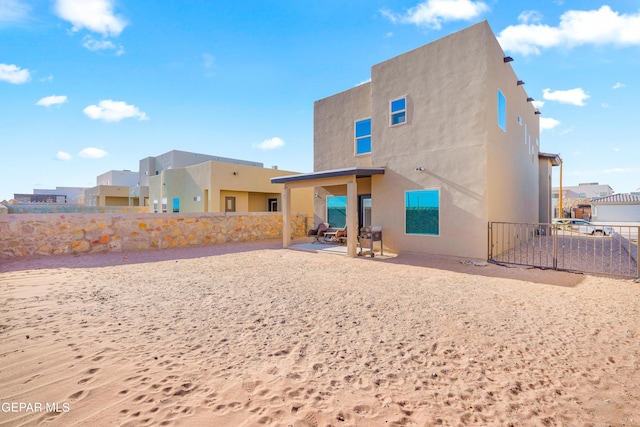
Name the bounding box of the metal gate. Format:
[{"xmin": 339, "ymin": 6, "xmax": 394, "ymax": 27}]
[{"xmin": 488, "ymin": 222, "xmax": 639, "ymax": 279}]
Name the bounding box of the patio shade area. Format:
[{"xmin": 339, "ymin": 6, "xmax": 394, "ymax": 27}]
[{"xmin": 271, "ymin": 167, "xmax": 385, "ymax": 257}]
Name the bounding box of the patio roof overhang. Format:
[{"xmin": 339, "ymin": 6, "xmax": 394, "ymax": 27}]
[
  {"xmin": 271, "ymin": 167, "xmax": 385, "ymax": 185},
  {"xmin": 538, "ymin": 152, "xmax": 562, "ymax": 166},
  {"xmin": 272, "ymin": 167, "xmax": 385, "ymax": 257}
]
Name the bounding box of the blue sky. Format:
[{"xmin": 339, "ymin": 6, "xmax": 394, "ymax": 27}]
[{"xmin": 1, "ymin": 0, "xmax": 639, "ymax": 201}]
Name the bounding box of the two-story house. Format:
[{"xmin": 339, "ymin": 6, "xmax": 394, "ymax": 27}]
[{"xmin": 273, "ymin": 21, "xmax": 558, "ymax": 259}]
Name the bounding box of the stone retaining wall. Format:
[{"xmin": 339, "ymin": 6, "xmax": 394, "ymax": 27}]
[{"xmin": 0, "ymin": 212, "xmax": 307, "ymax": 258}]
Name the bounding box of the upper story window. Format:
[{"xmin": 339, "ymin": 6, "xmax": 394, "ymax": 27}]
[
  {"xmin": 390, "ymin": 97, "xmax": 406, "ymax": 126},
  {"xmin": 497, "ymin": 89, "xmax": 506, "ymax": 132},
  {"xmin": 355, "ymin": 118, "xmax": 371, "ymax": 155}
]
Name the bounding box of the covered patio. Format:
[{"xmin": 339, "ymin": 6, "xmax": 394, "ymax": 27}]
[{"xmin": 271, "ymin": 167, "xmax": 385, "ymax": 257}]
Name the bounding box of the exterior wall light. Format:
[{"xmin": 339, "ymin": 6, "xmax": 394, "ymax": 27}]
[
  {"xmin": 517, "ymin": 80, "xmax": 525, "ymax": 85},
  {"xmin": 503, "ymin": 56, "xmax": 514, "ymax": 63},
  {"xmin": 527, "ymin": 97, "xmax": 534, "ymax": 102},
  {"xmin": 534, "ymin": 110, "xmax": 542, "ymax": 115},
  {"xmin": 415, "ymin": 166, "xmax": 425, "ymax": 171}
]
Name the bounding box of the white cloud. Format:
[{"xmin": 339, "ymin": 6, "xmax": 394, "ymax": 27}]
[
  {"xmin": 542, "ymin": 88, "xmax": 589, "ymax": 106},
  {"xmin": 253, "ymin": 137, "xmax": 285, "ymax": 150},
  {"xmin": 0, "ymin": 63, "xmax": 31, "ymax": 84},
  {"xmin": 40, "ymin": 74, "xmax": 54, "ymax": 83},
  {"xmin": 83, "ymin": 36, "xmax": 124, "ymax": 55},
  {"xmin": 56, "ymin": 151, "xmax": 72, "ymax": 161},
  {"xmin": 79, "ymin": 147, "xmax": 108, "ymax": 159},
  {"xmin": 531, "ymin": 100, "xmax": 545, "ymax": 109},
  {"xmin": 54, "ymin": 0, "xmax": 126, "ymax": 37},
  {"xmin": 539, "ymin": 117, "xmax": 560, "ymax": 131},
  {"xmin": 498, "ymin": 6, "xmax": 640, "ymax": 55},
  {"xmin": 517, "ymin": 10, "xmax": 543, "ymax": 25},
  {"xmin": 613, "ymin": 147, "xmax": 620, "ymax": 152},
  {"xmin": 36, "ymin": 95, "xmax": 68, "ymax": 107},
  {"xmin": 381, "ymin": 0, "xmax": 489, "ymax": 29},
  {"xmin": 83, "ymin": 100, "xmax": 149, "ymax": 122},
  {"xmin": 0, "ymin": 0, "xmax": 31, "ymax": 24},
  {"xmin": 612, "ymin": 82, "xmax": 625, "ymax": 89}
]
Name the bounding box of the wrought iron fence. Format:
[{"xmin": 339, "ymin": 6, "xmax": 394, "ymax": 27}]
[{"xmin": 488, "ymin": 222, "xmax": 639, "ymax": 278}]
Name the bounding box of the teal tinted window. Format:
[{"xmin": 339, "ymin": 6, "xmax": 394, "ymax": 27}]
[
  {"xmin": 391, "ymin": 97, "xmax": 406, "ymax": 125},
  {"xmin": 498, "ymin": 90, "xmax": 506, "ymax": 131},
  {"xmin": 355, "ymin": 118, "xmax": 371, "ymax": 154},
  {"xmin": 406, "ymin": 190, "xmax": 439, "ymax": 235},
  {"xmin": 327, "ymin": 196, "xmax": 346, "ymax": 228},
  {"xmin": 172, "ymin": 197, "xmax": 180, "ymax": 213}
]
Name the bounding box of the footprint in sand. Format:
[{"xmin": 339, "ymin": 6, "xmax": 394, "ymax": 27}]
[
  {"xmin": 300, "ymin": 411, "xmax": 319, "ymax": 427},
  {"xmin": 242, "ymin": 380, "xmax": 262, "ymax": 394},
  {"xmin": 67, "ymin": 389, "xmax": 88, "ymax": 402}
]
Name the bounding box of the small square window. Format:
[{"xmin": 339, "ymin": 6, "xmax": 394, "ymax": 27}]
[
  {"xmin": 390, "ymin": 97, "xmax": 406, "ymax": 126},
  {"xmin": 355, "ymin": 118, "xmax": 371, "ymax": 155}
]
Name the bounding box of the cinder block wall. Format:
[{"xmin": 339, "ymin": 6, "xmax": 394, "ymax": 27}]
[{"xmin": 0, "ymin": 212, "xmax": 306, "ymax": 258}]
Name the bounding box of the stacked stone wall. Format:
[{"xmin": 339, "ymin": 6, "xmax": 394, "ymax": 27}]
[{"xmin": 0, "ymin": 212, "xmax": 306, "ymax": 258}]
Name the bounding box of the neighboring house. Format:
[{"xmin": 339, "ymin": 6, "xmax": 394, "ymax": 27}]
[
  {"xmin": 591, "ymin": 193, "xmax": 640, "ymax": 222},
  {"xmin": 552, "ymin": 182, "xmax": 614, "ymax": 199},
  {"xmin": 84, "ymin": 185, "xmax": 132, "ymax": 207},
  {"xmin": 82, "ymin": 150, "xmax": 312, "ymax": 215},
  {"xmin": 83, "ymin": 170, "xmax": 140, "ymax": 206},
  {"xmin": 97, "ymin": 170, "xmax": 139, "ymax": 187},
  {"xmin": 131, "ymin": 150, "xmax": 265, "ymax": 208},
  {"xmin": 273, "ymin": 21, "xmax": 558, "ymax": 259},
  {"xmin": 84, "ymin": 170, "xmax": 141, "ymax": 206},
  {"xmin": 148, "ymin": 159, "xmax": 313, "ymax": 219},
  {"xmin": 14, "ymin": 187, "xmax": 86, "ymax": 204},
  {"xmin": 139, "ymin": 150, "xmax": 262, "ymax": 187},
  {"xmin": 551, "ymin": 182, "xmax": 613, "ymax": 220},
  {"xmin": 552, "ymin": 182, "xmax": 614, "ymax": 219}
]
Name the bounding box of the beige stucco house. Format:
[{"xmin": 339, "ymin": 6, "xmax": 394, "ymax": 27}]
[
  {"xmin": 273, "ymin": 21, "xmax": 558, "ymax": 259},
  {"xmin": 148, "ymin": 159, "xmax": 313, "ymax": 221}
]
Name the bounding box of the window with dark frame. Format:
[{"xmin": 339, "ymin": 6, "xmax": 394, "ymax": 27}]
[
  {"xmin": 355, "ymin": 118, "xmax": 371, "ymax": 154},
  {"xmin": 390, "ymin": 97, "xmax": 406, "ymax": 126}
]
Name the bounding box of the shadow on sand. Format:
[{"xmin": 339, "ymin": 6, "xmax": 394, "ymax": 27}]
[{"xmin": 1, "ymin": 238, "xmax": 588, "ymax": 287}]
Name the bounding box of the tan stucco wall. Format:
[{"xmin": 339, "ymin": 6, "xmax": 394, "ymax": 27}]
[
  {"xmin": 312, "ymin": 21, "xmax": 540, "ymax": 259},
  {"xmin": 84, "ymin": 185, "xmax": 132, "ymax": 207},
  {"xmin": 484, "ymin": 22, "xmax": 540, "ymax": 227},
  {"xmin": 0, "ymin": 212, "xmax": 307, "ymax": 258},
  {"xmin": 314, "ymin": 83, "xmax": 372, "ymax": 171}
]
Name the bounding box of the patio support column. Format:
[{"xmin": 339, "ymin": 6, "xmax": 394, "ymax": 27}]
[
  {"xmin": 346, "ymin": 179, "xmax": 358, "ymax": 257},
  {"xmin": 282, "ymin": 185, "xmax": 291, "ymax": 248}
]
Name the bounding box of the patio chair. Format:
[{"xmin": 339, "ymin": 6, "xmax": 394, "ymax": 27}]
[
  {"xmin": 323, "ymin": 225, "xmax": 347, "ymax": 244},
  {"xmin": 308, "ymin": 222, "xmax": 330, "ymax": 243}
]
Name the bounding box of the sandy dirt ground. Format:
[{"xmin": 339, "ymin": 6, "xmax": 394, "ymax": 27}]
[{"xmin": 0, "ymin": 239, "xmax": 639, "ymax": 426}]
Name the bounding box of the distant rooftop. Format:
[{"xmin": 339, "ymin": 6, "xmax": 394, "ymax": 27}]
[{"xmin": 591, "ymin": 193, "xmax": 640, "ymax": 204}]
